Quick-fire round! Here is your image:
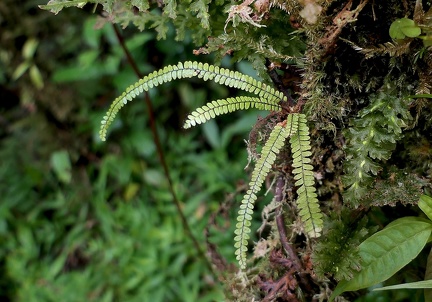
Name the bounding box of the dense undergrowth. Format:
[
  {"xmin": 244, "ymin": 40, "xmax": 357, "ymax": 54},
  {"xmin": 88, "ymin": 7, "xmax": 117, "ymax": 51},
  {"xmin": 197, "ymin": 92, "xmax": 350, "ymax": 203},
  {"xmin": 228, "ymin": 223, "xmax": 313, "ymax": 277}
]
[
  {"xmin": 2, "ymin": 0, "xmax": 432, "ymax": 301},
  {"xmin": 0, "ymin": 1, "xmax": 260, "ymax": 301}
]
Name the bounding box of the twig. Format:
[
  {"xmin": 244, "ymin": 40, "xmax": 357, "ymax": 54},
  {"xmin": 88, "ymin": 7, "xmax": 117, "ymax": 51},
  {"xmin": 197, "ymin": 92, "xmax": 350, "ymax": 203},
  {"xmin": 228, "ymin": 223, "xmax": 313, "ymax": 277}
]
[
  {"xmin": 266, "ymin": 59, "xmax": 295, "ymax": 107},
  {"xmin": 274, "ymin": 175, "xmax": 316, "ymax": 295},
  {"xmin": 274, "ymin": 175, "xmax": 302, "ymax": 272},
  {"xmin": 319, "ymin": 0, "xmax": 369, "ymax": 56},
  {"xmin": 112, "ymin": 24, "xmax": 216, "ymax": 277}
]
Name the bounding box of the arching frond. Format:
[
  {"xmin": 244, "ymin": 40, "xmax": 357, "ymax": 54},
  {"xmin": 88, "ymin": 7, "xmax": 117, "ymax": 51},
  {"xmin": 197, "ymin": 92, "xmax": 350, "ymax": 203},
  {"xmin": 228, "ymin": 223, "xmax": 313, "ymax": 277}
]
[
  {"xmin": 183, "ymin": 96, "xmax": 281, "ymax": 129},
  {"xmin": 100, "ymin": 61, "xmax": 285, "ymax": 140},
  {"xmin": 288, "ymin": 113, "xmax": 323, "ymax": 238},
  {"xmin": 235, "ymin": 122, "xmax": 294, "ymax": 269}
]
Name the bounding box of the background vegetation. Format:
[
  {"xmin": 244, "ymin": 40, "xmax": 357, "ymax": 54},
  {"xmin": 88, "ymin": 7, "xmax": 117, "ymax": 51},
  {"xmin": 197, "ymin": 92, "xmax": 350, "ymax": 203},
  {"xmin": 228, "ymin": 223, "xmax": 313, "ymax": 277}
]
[
  {"xmin": 0, "ymin": 1, "xmax": 262, "ymax": 301},
  {"xmin": 1, "ymin": 0, "xmax": 432, "ymax": 301}
]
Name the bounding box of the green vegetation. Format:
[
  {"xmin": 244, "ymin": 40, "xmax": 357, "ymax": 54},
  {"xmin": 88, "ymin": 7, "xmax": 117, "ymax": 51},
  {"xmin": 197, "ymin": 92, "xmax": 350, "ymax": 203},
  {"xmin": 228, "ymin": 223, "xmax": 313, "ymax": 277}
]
[{"xmin": 1, "ymin": 0, "xmax": 432, "ymax": 301}]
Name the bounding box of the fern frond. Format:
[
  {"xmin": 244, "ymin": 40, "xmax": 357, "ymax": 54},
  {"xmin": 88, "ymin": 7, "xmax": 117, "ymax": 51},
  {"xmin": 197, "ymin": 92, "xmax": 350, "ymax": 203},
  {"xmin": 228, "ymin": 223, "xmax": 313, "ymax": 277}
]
[
  {"xmin": 234, "ymin": 123, "xmax": 292, "ymax": 269},
  {"xmin": 183, "ymin": 96, "xmax": 281, "ymax": 129},
  {"xmin": 288, "ymin": 113, "xmax": 323, "ymax": 238},
  {"xmin": 313, "ymin": 209, "xmax": 371, "ymax": 281},
  {"xmin": 100, "ymin": 61, "xmax": 285, "ymax": 141},
  {"xmin": 343, "ymin": 87, "xmax": 412, "ymax": 206}
]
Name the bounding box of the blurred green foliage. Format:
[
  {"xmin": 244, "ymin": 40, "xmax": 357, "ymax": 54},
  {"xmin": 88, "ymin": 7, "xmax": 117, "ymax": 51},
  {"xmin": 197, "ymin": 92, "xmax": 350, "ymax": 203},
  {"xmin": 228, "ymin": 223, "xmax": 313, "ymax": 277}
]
[
  {"xmin": 4, "ymin": 1, "xmax": 432, "ymax": 301},
  {"xmin": 0, "ymin": 1, "xmax": 264, "ymax": 301}
]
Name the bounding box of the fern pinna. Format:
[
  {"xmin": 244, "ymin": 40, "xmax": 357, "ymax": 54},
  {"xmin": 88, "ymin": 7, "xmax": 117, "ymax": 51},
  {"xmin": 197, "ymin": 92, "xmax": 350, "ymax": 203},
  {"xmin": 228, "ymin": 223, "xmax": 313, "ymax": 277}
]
[{"xmin": 99, "ymin": 61, "xmax": 324, "ymax": 269}]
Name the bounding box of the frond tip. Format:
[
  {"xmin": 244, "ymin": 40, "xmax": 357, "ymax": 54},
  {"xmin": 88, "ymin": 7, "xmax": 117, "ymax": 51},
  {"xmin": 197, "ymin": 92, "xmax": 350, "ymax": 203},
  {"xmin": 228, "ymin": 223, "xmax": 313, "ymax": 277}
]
[
  {"xmin": 99, "ymin": 61, "xmax": 285, "ymax": 141},
  {"xmin": 288, "ymin": 114, "xmax": 323, "ymax": 238}
]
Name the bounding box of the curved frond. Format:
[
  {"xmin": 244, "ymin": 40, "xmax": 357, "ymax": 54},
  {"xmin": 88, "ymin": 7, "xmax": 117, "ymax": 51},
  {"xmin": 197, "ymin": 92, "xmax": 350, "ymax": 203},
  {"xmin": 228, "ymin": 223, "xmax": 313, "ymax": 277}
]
[
  {"xmin": 288, "ymin": 113, "xmax": 323, "ymax": 238},
  {"xmin": 183, "ymin": 96, "xmax": 281, "ymax": 129},
  {"xmin": 100, "ymin": 61, "xmax": 285, "ymax": 140},
  {"xmin": 235, "ymin": 123, "xmax": 292, "ymax": 269}
]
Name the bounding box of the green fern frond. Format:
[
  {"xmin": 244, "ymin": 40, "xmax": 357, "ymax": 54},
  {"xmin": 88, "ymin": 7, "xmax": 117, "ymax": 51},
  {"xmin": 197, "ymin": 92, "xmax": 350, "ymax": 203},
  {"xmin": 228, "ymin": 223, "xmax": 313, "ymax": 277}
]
[
  {"xmin": 234, "ymin": 123, "xmax": 292, "ymax": 269},
  {"xmin": 288, "ymin": 113, "xmax": 323, "ymax": 238},
  {"xmin": 183, "ymin": 96, "xmax": 281, "ymax": 129},
  {"xmin": 343, "ymin": 87, "xmax": 412, "ymax": 206},
  {"xmin": 100, "ymin": 61, "xmax": 285, "ymax": 141},
  {"xmin": 313, "ymin": 209, "xmax": 371, "ymax": 281}
]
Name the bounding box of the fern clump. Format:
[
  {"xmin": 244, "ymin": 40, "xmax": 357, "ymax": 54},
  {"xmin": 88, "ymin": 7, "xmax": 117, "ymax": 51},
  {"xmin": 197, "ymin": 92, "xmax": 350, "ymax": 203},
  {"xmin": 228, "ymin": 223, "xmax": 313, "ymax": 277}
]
[
  {"xmin": 99, "ymin": 61, "xmax": 323, "ymax": 269},
  {"xmin": 342, "ymin": 85, "xmax": 412, "ymax": 206}
]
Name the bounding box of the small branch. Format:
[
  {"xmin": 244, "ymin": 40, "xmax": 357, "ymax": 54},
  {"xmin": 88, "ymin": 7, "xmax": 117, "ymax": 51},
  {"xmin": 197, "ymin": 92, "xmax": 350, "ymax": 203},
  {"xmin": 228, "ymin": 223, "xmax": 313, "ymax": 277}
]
[
  {"xmin": 112, "ymin": 24, "xmax": 216, "ymax": 277},
  {"xmin": 274, "ymin": 175, "xmax": 316, "ymax": 295},
  {"xmin": 319, "ymin": 0, "xmax": 369, "ymax": 56},
  {"xmin": 274, "ymin": 175, "xmax": 302, "ymax": 272},
  {"xmin": 265, "ymin": 59, "xmax": 295, "ymax": 107}
]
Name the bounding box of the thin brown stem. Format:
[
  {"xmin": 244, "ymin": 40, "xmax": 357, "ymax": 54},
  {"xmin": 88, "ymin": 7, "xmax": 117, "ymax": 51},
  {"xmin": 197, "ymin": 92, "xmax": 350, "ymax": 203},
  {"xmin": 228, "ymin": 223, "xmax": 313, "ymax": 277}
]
[
  {"xmin": 274, "ymin": 175, "xmax": 302, "ymax": 272},
  {"xmin": 274, "ymin": 175, "xmax": 316, "ymax": 295},
  {"xmin": 112, "ymin": 24, "xmax": 216, "ymax": 277}
]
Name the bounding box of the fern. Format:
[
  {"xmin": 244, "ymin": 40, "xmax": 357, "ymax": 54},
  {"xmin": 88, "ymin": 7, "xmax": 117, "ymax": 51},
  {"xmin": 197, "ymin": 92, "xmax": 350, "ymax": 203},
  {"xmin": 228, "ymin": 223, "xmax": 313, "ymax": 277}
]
[
  {"xmin": 99, "ymin": 61, "xmax": 285, "ymax": 140},
  {"xmin": 343, "ymin": 86, "xmax": 412, "ymax": 206},
  {"xmin": 234, "ymin": 113, "xmax": 323, "ymax": 268},
  {"xmin": 234, "ymin": 123, "xmax": 292, "ymax": 269},
  {"xmin": 313, "ymin": 209, "xmax": 371, "ymax": 281},
  {"xmin": 183, "ymin": 96, "xmax": 281, "ymax": 129},
  {"xmin": 288, "ymin": 113, "xmax": 323, "ymax": 238},
  {"xmin": 98, "ymin": 61, "xmax": 322, "ymax": 269}
]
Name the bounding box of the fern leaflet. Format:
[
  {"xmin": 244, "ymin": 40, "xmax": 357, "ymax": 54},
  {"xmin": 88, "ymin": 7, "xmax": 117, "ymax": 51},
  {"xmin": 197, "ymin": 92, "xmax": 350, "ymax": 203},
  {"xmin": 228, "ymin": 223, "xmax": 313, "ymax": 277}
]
[
  {"xmin": 235, "ymin": 122, "xmax": 294, "ymax": 269},
  {"xmin": 183, "ymin": 96, "xmax": 281, "ymax": 129},
  {"xmin": 288, "ymin": 113, "xmax": 323, "ymax": 238},
  {"xmin": 100, "ymin": 61, "xmax": 285, "ymax": 140}
]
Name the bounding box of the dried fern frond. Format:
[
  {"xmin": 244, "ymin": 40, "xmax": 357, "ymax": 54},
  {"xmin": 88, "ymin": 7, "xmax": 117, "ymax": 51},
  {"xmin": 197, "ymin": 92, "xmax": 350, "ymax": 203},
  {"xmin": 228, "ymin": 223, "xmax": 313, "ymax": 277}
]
[{"xmin": 352, "ymin": 41, "xmax": 411, "ymax": 59}]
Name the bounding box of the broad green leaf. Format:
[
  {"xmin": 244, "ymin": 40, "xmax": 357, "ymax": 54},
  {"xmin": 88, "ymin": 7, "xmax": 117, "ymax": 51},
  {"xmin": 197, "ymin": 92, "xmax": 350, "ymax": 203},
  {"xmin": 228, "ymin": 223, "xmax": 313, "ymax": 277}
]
[
  {"xmin": 373, "ymin": 280, "xmax": 432, "ymax": 291},
  {"xmin": 385, "ymin": 216, "xmax": 431, "ymax": 228},
  {"xmin": 389, "ymin": 18, "xmax": 421, "ymax": 39},
  {"xmin": 331, "ymin": 218, "xmax": 432, "ymax": 300},
  {"xmin": 420, "ymin": 195, "xmax": 432, "ymax": 222},
  {"xmin": 401, "ymin": 25, "xmax": 421, "ymax": 38}
]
